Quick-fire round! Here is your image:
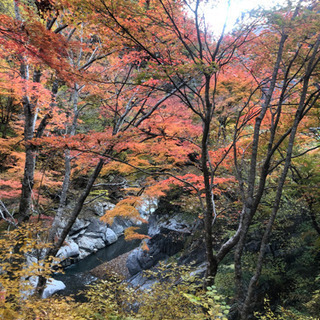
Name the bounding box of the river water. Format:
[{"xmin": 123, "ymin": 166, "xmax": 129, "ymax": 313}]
[{"xmin": 54, "ymin": 224, "xmax": 147, "ymax": 297}]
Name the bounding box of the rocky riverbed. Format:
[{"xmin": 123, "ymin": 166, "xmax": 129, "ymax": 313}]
[
  {"xmin": 51, "ymin": 197, "xmax": 198, "ymax": 297},
  {"xmin": 90, "ymin": 251, "xmax": 131, "ymax": 279}
]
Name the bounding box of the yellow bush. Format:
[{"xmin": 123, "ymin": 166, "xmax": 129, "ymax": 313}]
[
  {"xmin": 0, "ymin": 225, "xmax": 230, "ymax": 320},
  {"xmin": 255, "ymin": 298, "xmax": 319, "ymax": 320}
]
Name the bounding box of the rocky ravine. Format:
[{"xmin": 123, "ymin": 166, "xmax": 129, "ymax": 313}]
[
  {"xmin": 90, "ymin": 203, "xmax": 199, "ymax": 289},
  {"xmin": 37, "ymin": 198, "xmax": 157, "ymax": 298},
  {"xmin": 56, "ymin": 201, "xmax": 140, "ymax": 266}
]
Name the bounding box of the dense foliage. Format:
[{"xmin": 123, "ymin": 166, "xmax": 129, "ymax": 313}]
[{"xmin": 0, "ymin": 0, "xmax": 319, "ymax": 318}]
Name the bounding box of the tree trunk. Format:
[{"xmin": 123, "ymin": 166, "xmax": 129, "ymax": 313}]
[
  {"xmin": 239, "ymin": 35, "xmax": 320, "ymax": 319},
  {"xmin": 201, "ymin": 71, "xmax": 216, "ymax": 285},
  {"xmin": 18, "ymin": 69, "xmax": 42, "ymax": 222},
  {"xmin": 48, "ymin": 84, "xmax": 80, "ymax": 243},
  {"xmin": 233, "ymin": 31, "xmax": 289, "ymax": 310},
  {"xmin": 36, "ymin": 158, "xmax": 105, "ymax": 296}
]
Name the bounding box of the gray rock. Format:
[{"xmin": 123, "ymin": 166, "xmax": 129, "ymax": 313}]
[
  {"xmin": 91, "ymin": 202, "xmax": 105, "ymax": 216},
  {"xmin": 84, "ymin": 231, "xmax": 104, "ymax": 239},
  {"xmin": 128, "ymin": 272, "xmax": 156, "ymax": 290},
  {"xmin": 24, "ymin": 277, "xmax": 65, "ymax": 299},
  {"xmin": 103, "ymin": 201, "xmax": 116, "ymax": 211},
  {"xmin": 126, "ymin": 248, "xmax": 143, "ymax": 275},
  {"xmin": 110, "ymin": 216, "xmax": 134, "ymax": 236},
  {"xmin": 77, "ymin": 236, "xmax": 106, "ymax": 259},
  {"xmin": 148, "ymin": 215, "xmax": 191, "ymax": 236},
  {"xmin": 138, "ymin": 197, "xmax": 158, "ymax": 218},
  {"xmin": 42, "ymin": 278, "xmax": 66, "ymax": 299},
  {"xmin": 84, "ymin": 218, "xmax": 112, "ymax": 242},
  {"xmin": 86, "ymin": 218, "xmax": 108, "ymax": 234},
  {"xmin": 126, "ymin": 228, "xmax": 189, "ymax": 276},
  {"xmin": 69, "ymin": 228, "xmax": 86, "ymax": 240},
  {"xmin": 69, "ymin": 218, "xmax": 90, "ymax": 236},
  {"xmin": 126, "ymin": 244, "xmax": 166, "ymax": 276},
  {"xmin": 105, "ymin": 228, "xmax": 118, "ymax": 244},
  {"xmin": 81, "ymin": 201, "xmax": 115, "ymax": 217},
  {"xmin": 57, "ymin": 241, "xmax": 80, "ymax": 260}
]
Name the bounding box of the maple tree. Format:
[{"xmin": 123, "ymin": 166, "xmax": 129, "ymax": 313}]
[
  {"xmin": 69, "ymin": 0, "xmax": 253, "ymax": 286},
  {"xmin": 65, "ymin": 0, "xmax": 262, "ymax": 288},
  {"xmin": 230, "ymin": 4, "xmax": 320, "ymax": 318},
  {"xmin": 0, "ymin": 0, "xmax": 319, "ymax": 318},
  {"xmin": 18, "ymin": 0, "xmax": 196, "ymax": 295},
  {"xmin": 67, "ymin": 0, "xmax": 319, "ymax": 317},
  {"xmin": 0, "ymin": 0, "xmax": 69, "ymax": 220}
]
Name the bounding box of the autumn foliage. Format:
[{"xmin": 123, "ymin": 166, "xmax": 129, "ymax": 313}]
[{"xmin": 0, "ymin": 0, "xmax": 319, "ymax": 319}]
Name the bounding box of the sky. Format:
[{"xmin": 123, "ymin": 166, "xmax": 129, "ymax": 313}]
[{"xmin": 205, "ymin": 0, "xmax": 289, "ymax": 33}]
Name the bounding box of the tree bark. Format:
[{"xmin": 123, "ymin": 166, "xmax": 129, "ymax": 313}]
[
  {"xmin": 234, "ymin": 31, "xmax": 289, "ymax": 307},
  {"xmin": 36, "ymin": 158, "xmax": 105, "ymax": 296},
  {"xmin": 18, "ymin": 69, "xmax": 42, "ymax": 223},
  {"xmin": 239, "ymin": 34, "xmax": 320, "ymax": 319},
  {"xmin": 48, "ymin": 84, "xmax": 80, "ymax": 243}
]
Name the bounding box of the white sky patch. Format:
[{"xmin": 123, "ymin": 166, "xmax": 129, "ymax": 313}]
[{"xmin": 202, "ymin": 0, "xmax": 289, "ymax": 34}]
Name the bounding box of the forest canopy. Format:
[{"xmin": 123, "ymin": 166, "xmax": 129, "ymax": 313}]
[{"xmin": 0, "ymin": 0, "xmax": 319, "ymax": 319}]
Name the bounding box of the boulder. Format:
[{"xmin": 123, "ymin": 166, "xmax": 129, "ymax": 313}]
[
  {"xmin": 126, "ymin": 228, "xmax": 190, "ymax": 276},
  {"xmin": 77, "ymin": 236, "xmax": 106, "ymax": 259},
  {"xmin": 149, "ymin": 228, "xmax": 186, "ymax": 256},
  {"xmin": 105, "ymin": 228, "xmax": 118, "ymax": 244},
  {"xmin": 89, "ymin": 201, "xmax": 115, "ymax": 217},
  {"xmin": 126, "ymin": 248, "xmax": 143, "ymax": 275},
  {"xmin": 109, "ymin": 216, "xmax": 134, "ymax": 236},
  {"xmin": 24, "ymin": 277, "xmax": 66, "ymax": 299},
  {"xmin": 103, "ymin": 201, "xmax": 116, "ymax": 212},
  {"xmin": 69, "ymin": 228, "xmax": 86, "ymax": 240},
  {"xmin": 57, "ymin": 241, "xmax": 80, "ymax": 260},
  {"xmin": 85, "ymin": 218, "xmax": 108, "ymax": 235},
  {"xmin": 148, "ymin": 216, "xmax": 191, "ymax": 236},
  {"xmin": 56, "ymin": 240, "xmax": 80, "ymax": 267},
  {"xmin": 138, "ymin": 197, "xmax": 158, "ymax": 218},
  {"xmin": 91, "ymin": 202, "xmax": 105, "ymax": 217},
  {"xmin": 42, "ymin": 278, "xmax": 66, "ymax": 299},
  {"xmin": 69, "ymin": 218, "xmax": 90, "ymax": 237},
  {"xmin": 128, "ymin": 271, "xmax": 157, "ymax": 290}
]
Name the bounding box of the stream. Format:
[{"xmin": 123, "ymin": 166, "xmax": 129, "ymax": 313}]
[{"xmin": 54, "ymin": 224, "xmax": 148, "ymax": 297}]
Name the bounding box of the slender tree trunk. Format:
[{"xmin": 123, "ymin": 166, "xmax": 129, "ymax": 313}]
[
  {"xmin": 239, "ymin": 134, "xmax": 297, "ymax": 319},
  {"xmin": 48, "ymin": 84, "xmax": 80, "ymax": 243},
  {"xmin": 239, "ymin": 35, "xmax": 320, "ymax": 318},
  {"xmin": 233, "ymin": 32, "xmax": 289, "ymax": 311},
  {"xmin": 18, "ymin": 70, "xmax": 57, "ymax": 223},
  {"xmin": 36, "ymin": 158, "xmax": 105, "ymax": 296},
  {"xmin": 202, "ymin": 146, "xmax": 218, "ymax": 284},
  {"xmin": 201, "ymin": 73, "xmax": 218, "ymax": 285},
  {"xmin": 15, "ymin": 0, "xmax": 36, "ymax": 223},
  {"xmin": 15, "ymin": 0, "xmax": 57, "ymax": 223},
  {"xmin": 18, "ymin": 69, "xmax": 42, "ymax": 222}
]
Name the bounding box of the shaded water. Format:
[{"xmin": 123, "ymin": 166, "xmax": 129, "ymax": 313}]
[{"xmin": 54, "ymin": 224, "xmax": 147, "ymax": 296}]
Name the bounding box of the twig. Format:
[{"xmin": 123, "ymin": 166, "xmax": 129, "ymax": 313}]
[{"xmin": 0, "ymin": 200, "xmax": 17, "ymax": 227}]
